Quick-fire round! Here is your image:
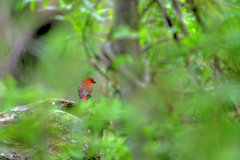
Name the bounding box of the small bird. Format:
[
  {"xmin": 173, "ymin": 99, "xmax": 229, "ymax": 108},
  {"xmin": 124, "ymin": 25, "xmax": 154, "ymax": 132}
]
[{"xmin": 78, "ymin": 77, "xmax": 96, "ymax": 101}]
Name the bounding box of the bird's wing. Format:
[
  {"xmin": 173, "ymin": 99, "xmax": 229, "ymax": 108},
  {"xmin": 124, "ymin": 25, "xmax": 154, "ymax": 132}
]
[
  {"xmin": 85, "ymin": 86, "xmax": 93, "ymax": 97},
  {"xmin": 78, "ymin": 83, "xmax": 93, "ymax": 98}
]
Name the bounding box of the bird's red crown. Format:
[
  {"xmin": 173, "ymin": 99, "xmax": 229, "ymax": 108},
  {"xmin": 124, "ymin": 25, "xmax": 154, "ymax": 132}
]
[{"xmin": 83, "ymin": 77, "xmax": 96, "ymax": 85}]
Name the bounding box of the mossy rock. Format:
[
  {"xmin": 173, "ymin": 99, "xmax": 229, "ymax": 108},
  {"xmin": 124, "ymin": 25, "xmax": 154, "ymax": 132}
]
[{"xmin": 0, "ymin": 99, "xmax": 99, "ymax": 159}]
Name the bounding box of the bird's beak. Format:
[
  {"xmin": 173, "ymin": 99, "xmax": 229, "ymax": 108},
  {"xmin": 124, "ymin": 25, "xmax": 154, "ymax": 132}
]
[{"xmin": 94, "ymin": 81, "xmax": 96, "ymax": 83}]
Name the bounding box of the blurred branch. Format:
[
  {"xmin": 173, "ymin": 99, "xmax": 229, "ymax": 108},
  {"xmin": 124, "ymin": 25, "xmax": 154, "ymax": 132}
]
[
  {"xmin": 118, "ymin": 67, "xmax": 147, "ymax": 88},
  {"xmin": 155, "ymin": 0, "xmax": 179, "ymax": 41},
  {"xmin": 141, "ymin": 35, "xmax": 184, "ymax": 53},
  {"xmin": 172, "ymin": 0, "xmax": 189, "ymax": 36},
  {"xmin": 150, "ymin": 85, "xmax": 240, "ymax": 94},
  {"xmin": 94, "ymin": 54, "xmax": 112, "ymax": 68},
  {"xmin": 186, "ymin": 0, "xmax": 207, "ymax": 31},
  {"xmin": 81, "ymin": 42, "xmax": 110, "ymax": 80},
  {"xmin": 214, "ymin": 1, "xmax": 240, "ymax": 10},
  {"xmin": 213, "ymin": 55, "xmax": 228, "ymax": 77},
  {"xmin": 140, "ymin": 0, "xmax": 157, "ymax": 18}
]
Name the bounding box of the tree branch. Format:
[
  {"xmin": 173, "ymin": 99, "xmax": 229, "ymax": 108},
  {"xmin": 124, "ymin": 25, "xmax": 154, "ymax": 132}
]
[
  {"xmin": 155, "ymin": 0, "xmax": 179, "ymax": 41},
  {"xmin": 172, "ymin": 0, "xmax": 189, "ymax": 36},
  {"xmin": 186, "ymin": 0, "xmax": 207, "ymax": 31}
]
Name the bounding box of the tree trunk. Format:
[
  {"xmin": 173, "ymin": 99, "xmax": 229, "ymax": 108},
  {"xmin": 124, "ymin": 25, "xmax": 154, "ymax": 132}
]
[
  {"xmin": 112, "ymin": 0, "xmax": 140, "ymax": 57},
  {"xmin": 111, "ymin": 1, "xmax": 145, "ymax": 159}
]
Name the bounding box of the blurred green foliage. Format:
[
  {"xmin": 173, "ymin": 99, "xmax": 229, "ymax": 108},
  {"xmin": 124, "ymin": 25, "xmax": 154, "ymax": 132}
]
[{"xmin": 1, "ymin": 0, "xmax": 240, "ymax": 160}]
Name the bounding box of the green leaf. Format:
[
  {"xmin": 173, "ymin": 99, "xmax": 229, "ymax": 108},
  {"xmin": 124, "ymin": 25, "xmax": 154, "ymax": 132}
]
[
  {"xmin": 43, "ymin": 0, "xmax": 50, "ymax": 7},
  {"xmin": 14, "ymin": 0, "xmax": 28, "ymax": 10},
  {"xmin": 30, "ymin": 1, "xmax": 37, "ymax": 11}
]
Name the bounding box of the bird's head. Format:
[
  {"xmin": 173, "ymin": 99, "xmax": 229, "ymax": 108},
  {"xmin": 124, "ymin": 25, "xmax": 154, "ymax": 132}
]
[{"xmin": 84, "ymin": 77, "xmax": 96, "ymax": 85}]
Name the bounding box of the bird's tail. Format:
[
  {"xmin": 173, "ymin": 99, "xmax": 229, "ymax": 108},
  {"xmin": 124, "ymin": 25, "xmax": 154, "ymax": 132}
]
[
  {"xmin": 82, "ymin": 95, "xmax": 87, "ymax": 101},
  {"xmin": 82, "ymin": 90, "xmax": 87, "ymax": 101}
]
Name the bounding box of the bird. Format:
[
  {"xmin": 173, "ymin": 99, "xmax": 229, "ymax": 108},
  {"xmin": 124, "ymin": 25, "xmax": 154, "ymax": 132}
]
[{"xmin": 78, "ymin": 77, "xmax": 96, "ymax": 101}]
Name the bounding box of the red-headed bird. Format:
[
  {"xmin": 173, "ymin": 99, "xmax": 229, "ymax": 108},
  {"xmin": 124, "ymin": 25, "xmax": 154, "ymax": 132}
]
[{"xmin": 78, "ymin": 77, "xmax": 96, "ymax": 101}]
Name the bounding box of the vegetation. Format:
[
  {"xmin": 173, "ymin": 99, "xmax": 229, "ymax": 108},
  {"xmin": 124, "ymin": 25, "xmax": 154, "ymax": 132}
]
[{"xmin": 1, "ymin": 0, "xmax": 240, "ymax": 159}]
